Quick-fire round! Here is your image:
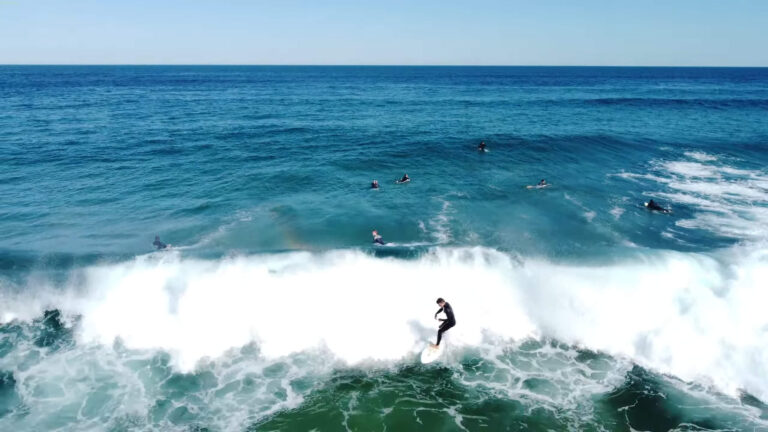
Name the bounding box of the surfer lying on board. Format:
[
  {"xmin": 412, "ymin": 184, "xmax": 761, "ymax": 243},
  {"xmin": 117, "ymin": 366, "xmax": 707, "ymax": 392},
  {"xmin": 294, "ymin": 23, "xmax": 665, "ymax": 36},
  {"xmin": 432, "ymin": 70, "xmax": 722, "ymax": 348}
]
[
  {"xmin": 153, "ymin": 235, "xmax": 169, "ymax": 250},
  {"xmin": 430, "ymin": 298, "xmax": 456, "ymax": 348},
  {"xmin": 398, "ymin": 173, "xmax": 410, "ymax": 183},
  {"xmin": 372, "ymin": 230, "xmax": 385, "ymax": 245},
  {"xmin": 538, "ymin": 179, "xmax": 547, "ymax": 186},
  {"xmin": 645, "ymin": 199, "xmax": 670, "ymax": 213}
]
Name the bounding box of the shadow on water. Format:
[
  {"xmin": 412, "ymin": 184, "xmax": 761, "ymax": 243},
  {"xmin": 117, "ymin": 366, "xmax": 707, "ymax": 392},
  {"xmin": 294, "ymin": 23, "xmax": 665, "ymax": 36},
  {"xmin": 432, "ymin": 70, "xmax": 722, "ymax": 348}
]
[
  {"xmin": 597, "ymin": 365, "xmax": 761, "ymax": 432},
  {"xmin": 0, "ymin": 371, "xmax": 20, "ymax": 420},
  {"xmin": 33, "ymin": 310, "xmax": 74, "ymax": 350}
]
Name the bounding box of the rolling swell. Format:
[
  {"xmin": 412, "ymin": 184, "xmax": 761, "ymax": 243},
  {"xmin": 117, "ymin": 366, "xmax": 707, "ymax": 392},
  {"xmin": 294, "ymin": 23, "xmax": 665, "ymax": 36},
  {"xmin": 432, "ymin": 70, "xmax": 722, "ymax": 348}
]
[{"xmin": 582, "ymin": 97, "xmax": 768, "ymax": 109}]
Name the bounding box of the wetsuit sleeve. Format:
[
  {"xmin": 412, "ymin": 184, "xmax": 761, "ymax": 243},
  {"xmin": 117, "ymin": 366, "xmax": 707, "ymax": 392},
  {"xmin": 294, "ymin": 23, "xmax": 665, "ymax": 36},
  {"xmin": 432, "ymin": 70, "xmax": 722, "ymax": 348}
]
[{"xmin": 434, "ymin": 307, "xmax": 443, "ymax": 318}]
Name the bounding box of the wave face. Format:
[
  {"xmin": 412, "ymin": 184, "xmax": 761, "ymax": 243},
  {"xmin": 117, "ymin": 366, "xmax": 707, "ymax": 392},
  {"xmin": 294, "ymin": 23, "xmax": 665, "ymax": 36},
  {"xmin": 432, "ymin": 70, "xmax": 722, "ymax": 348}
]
[{"xmin": 2, "ymin": 66, "xmax": 768, "ymax": 430}]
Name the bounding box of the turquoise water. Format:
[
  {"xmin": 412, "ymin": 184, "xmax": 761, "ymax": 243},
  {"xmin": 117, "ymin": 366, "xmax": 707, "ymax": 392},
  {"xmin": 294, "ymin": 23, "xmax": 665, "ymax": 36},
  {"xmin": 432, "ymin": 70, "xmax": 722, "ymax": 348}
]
[{"xmin": 1, "ymin": 66, "xmax": 768, "ymax": 430}]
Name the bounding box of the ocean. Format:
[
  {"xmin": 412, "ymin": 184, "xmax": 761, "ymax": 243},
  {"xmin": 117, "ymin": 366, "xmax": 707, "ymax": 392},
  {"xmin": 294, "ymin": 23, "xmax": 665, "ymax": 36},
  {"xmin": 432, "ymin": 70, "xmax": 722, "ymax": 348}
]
[{"xmin": 1, "ymin": 66, "xmax": 767, "ymax": 431}]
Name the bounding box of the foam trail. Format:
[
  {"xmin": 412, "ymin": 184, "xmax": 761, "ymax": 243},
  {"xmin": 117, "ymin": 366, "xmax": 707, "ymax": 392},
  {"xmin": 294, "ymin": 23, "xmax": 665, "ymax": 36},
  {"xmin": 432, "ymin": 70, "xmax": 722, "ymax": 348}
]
[
  {"xmin": 684, "ymin": 151, "xmax": 718, "ymax": 162},
  {"xmin": 4, "ymin": 246, "xmax": 768, "ymax": 403},
  {"xmin": 616, "ymin": 156, "xmax": 768, "ymax": 240},
  {"xmin": 430, "ymin": 199, "xmax": 453, "ymax": 243}
]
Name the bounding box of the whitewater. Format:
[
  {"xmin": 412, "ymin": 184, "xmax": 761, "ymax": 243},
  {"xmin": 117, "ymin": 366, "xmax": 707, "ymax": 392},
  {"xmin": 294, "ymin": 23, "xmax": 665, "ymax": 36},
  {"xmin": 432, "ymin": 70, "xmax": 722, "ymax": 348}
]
[{"xmin": 4, "ymin": 245, "xmax": 768, "ymax": 394}]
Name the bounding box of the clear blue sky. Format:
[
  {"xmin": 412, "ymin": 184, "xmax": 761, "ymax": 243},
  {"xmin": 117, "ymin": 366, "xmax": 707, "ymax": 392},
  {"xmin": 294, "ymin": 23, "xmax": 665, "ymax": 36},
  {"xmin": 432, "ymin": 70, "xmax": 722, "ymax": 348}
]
[{"xmin": 1, "ymin": 0, "xmax": 766, "ymax": 65}]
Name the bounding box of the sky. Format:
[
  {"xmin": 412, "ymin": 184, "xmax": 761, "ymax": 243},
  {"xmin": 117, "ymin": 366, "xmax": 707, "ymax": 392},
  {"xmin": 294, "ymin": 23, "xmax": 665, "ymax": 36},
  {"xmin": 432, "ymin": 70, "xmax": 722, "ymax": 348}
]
[{"xmin": 0, "ymin": 0, "xmax": 766, "ymax": 66}]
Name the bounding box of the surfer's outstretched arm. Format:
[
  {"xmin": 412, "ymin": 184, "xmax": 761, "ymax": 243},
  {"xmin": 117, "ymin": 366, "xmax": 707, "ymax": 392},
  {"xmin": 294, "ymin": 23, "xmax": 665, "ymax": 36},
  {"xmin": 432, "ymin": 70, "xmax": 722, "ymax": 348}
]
[{"xmin": 434, "ymin": 307, "xmax": 443, "ymax": 319}]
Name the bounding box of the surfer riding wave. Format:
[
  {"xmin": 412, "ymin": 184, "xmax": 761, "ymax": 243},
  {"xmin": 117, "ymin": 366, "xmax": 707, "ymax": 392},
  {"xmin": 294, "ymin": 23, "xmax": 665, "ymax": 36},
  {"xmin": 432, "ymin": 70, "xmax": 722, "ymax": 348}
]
[{"xmin": 431, "ymin": 297, "xmax": 456, "ymax": 348}]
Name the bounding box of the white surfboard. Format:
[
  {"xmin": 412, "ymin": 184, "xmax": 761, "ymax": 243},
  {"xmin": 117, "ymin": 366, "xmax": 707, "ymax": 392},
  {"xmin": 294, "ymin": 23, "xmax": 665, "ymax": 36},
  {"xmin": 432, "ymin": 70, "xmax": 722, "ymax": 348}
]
[{"xmin": 420, "ymin": 343, "xmax": 444, "ymax": 364}]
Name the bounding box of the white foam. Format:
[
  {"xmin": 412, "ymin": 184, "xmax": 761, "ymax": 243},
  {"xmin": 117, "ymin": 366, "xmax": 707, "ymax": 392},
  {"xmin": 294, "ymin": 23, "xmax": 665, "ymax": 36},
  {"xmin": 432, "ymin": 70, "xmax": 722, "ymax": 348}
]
[
  {"xmin": 684, "ymin": 151, "xmax": 718, "ymax": 162},
  {"xmin": 668, "ymin": 181, "xmax": 768, "ymax": 202},
  {"xmin": 611, "ymin": 172, "xmax": 668, "ymax": 184},
  {"xmin": 43, "ymin": 249, "xmax": 531, "ymax": 370},
  {"xmin": 5, "ymin": 246, "xmax": 768, "ymax": 404},
  {"xmin": 0, "ymin": 336, "xmax": 329, "ymax": 431},
  {"xmin": 428, "ymin": 199, "xmax": 453, "ymax": 244},
  {"xmin": 565, "ymin": 193, "xmax": 598, "ymax": 222},
  {"xmin": 664, "ymin": 161, "xmax": 721, "ymax": 179},
  {"xmin": 617, "ymin": 156, "xmax": 768, "ymax": 240}
]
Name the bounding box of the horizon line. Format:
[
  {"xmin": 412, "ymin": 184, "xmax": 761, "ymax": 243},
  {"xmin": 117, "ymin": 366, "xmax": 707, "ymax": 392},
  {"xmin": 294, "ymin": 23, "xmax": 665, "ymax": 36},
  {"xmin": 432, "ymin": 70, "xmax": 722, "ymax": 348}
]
[{"xmin": 1, "ymin": 63, "xmax": 768, "ymax": 68}]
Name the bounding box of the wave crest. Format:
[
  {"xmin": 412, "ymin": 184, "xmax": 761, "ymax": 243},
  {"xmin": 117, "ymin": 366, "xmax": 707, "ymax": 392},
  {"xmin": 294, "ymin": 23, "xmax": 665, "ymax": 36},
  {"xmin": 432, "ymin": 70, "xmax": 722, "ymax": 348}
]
[{"xmin": 3, "ymin": 246, "xmax": 768, "ymax": 402}]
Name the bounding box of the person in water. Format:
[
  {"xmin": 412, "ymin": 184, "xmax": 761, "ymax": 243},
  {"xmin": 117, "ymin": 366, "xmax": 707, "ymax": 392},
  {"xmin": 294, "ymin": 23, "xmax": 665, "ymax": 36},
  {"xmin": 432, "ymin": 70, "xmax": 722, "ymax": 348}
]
[
  {"xmin": 538, "ymin": 179, "xmax": 547, "ymax": 186},
  {"xmin": 478, "ymin": 141, "xmax": 487, "ymax": 151},
  {"xmin": 399, "ymin": 173, "xmax": 410, "ymax": 183},
  {"xmin": 153, "ymin": 235, "xmax": 168, "ymax": 250},
  {"xmin": 646, "ymin": 199, "xmax": 669, "ymax": 213},
  {"xmin": 430, "ymin": 297, "xmax": 456, "ymax": 348},
  {"xmin": 371, "ymin": 179, "xmax": 379, "ymax": 189},
  {"xmin": 372, "ymin": 230, "xmax": 385, "ymax": 245}
]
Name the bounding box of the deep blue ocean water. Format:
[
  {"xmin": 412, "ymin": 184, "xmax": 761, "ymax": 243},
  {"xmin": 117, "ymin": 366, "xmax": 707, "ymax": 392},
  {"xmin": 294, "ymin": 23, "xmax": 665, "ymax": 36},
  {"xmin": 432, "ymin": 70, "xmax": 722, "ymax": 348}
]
[{"xmin": 1, "ymin": 66, "xmax": 768, "ymax": 431}]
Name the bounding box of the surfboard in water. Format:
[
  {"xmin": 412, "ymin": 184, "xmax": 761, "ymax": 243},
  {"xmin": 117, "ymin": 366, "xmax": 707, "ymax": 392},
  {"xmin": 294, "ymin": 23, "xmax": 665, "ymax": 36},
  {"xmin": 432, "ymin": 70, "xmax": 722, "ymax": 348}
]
[{"xmin": 420, "ymin": 343, "xmax": 444, "ymax": 364}]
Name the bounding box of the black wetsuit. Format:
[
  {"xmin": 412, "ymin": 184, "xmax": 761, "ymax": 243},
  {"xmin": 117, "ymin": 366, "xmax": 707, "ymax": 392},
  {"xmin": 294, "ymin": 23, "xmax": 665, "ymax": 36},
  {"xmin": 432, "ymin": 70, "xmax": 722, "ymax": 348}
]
[
  {"xmin": 153, "ymin": 239, "xmax": 168, "ymax": 250},
  {"xmin": 373, "ymin": 235, "xmax": 385, "ymax": 245},
  {"xmin": 434, "ymin": 302, "xmax": 456, "ymax": 346},
  {"xmin": 647, "ymin": 200, "xmax": 667, "ymax": 212}
]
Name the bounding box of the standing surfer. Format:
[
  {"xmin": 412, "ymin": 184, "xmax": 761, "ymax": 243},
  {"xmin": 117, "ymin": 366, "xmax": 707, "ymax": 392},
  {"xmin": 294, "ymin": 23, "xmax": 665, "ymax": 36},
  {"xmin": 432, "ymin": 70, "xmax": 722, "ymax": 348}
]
[{"xmin": 430, "ymin": 297, "xmax": 456, "ymax": 348}]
